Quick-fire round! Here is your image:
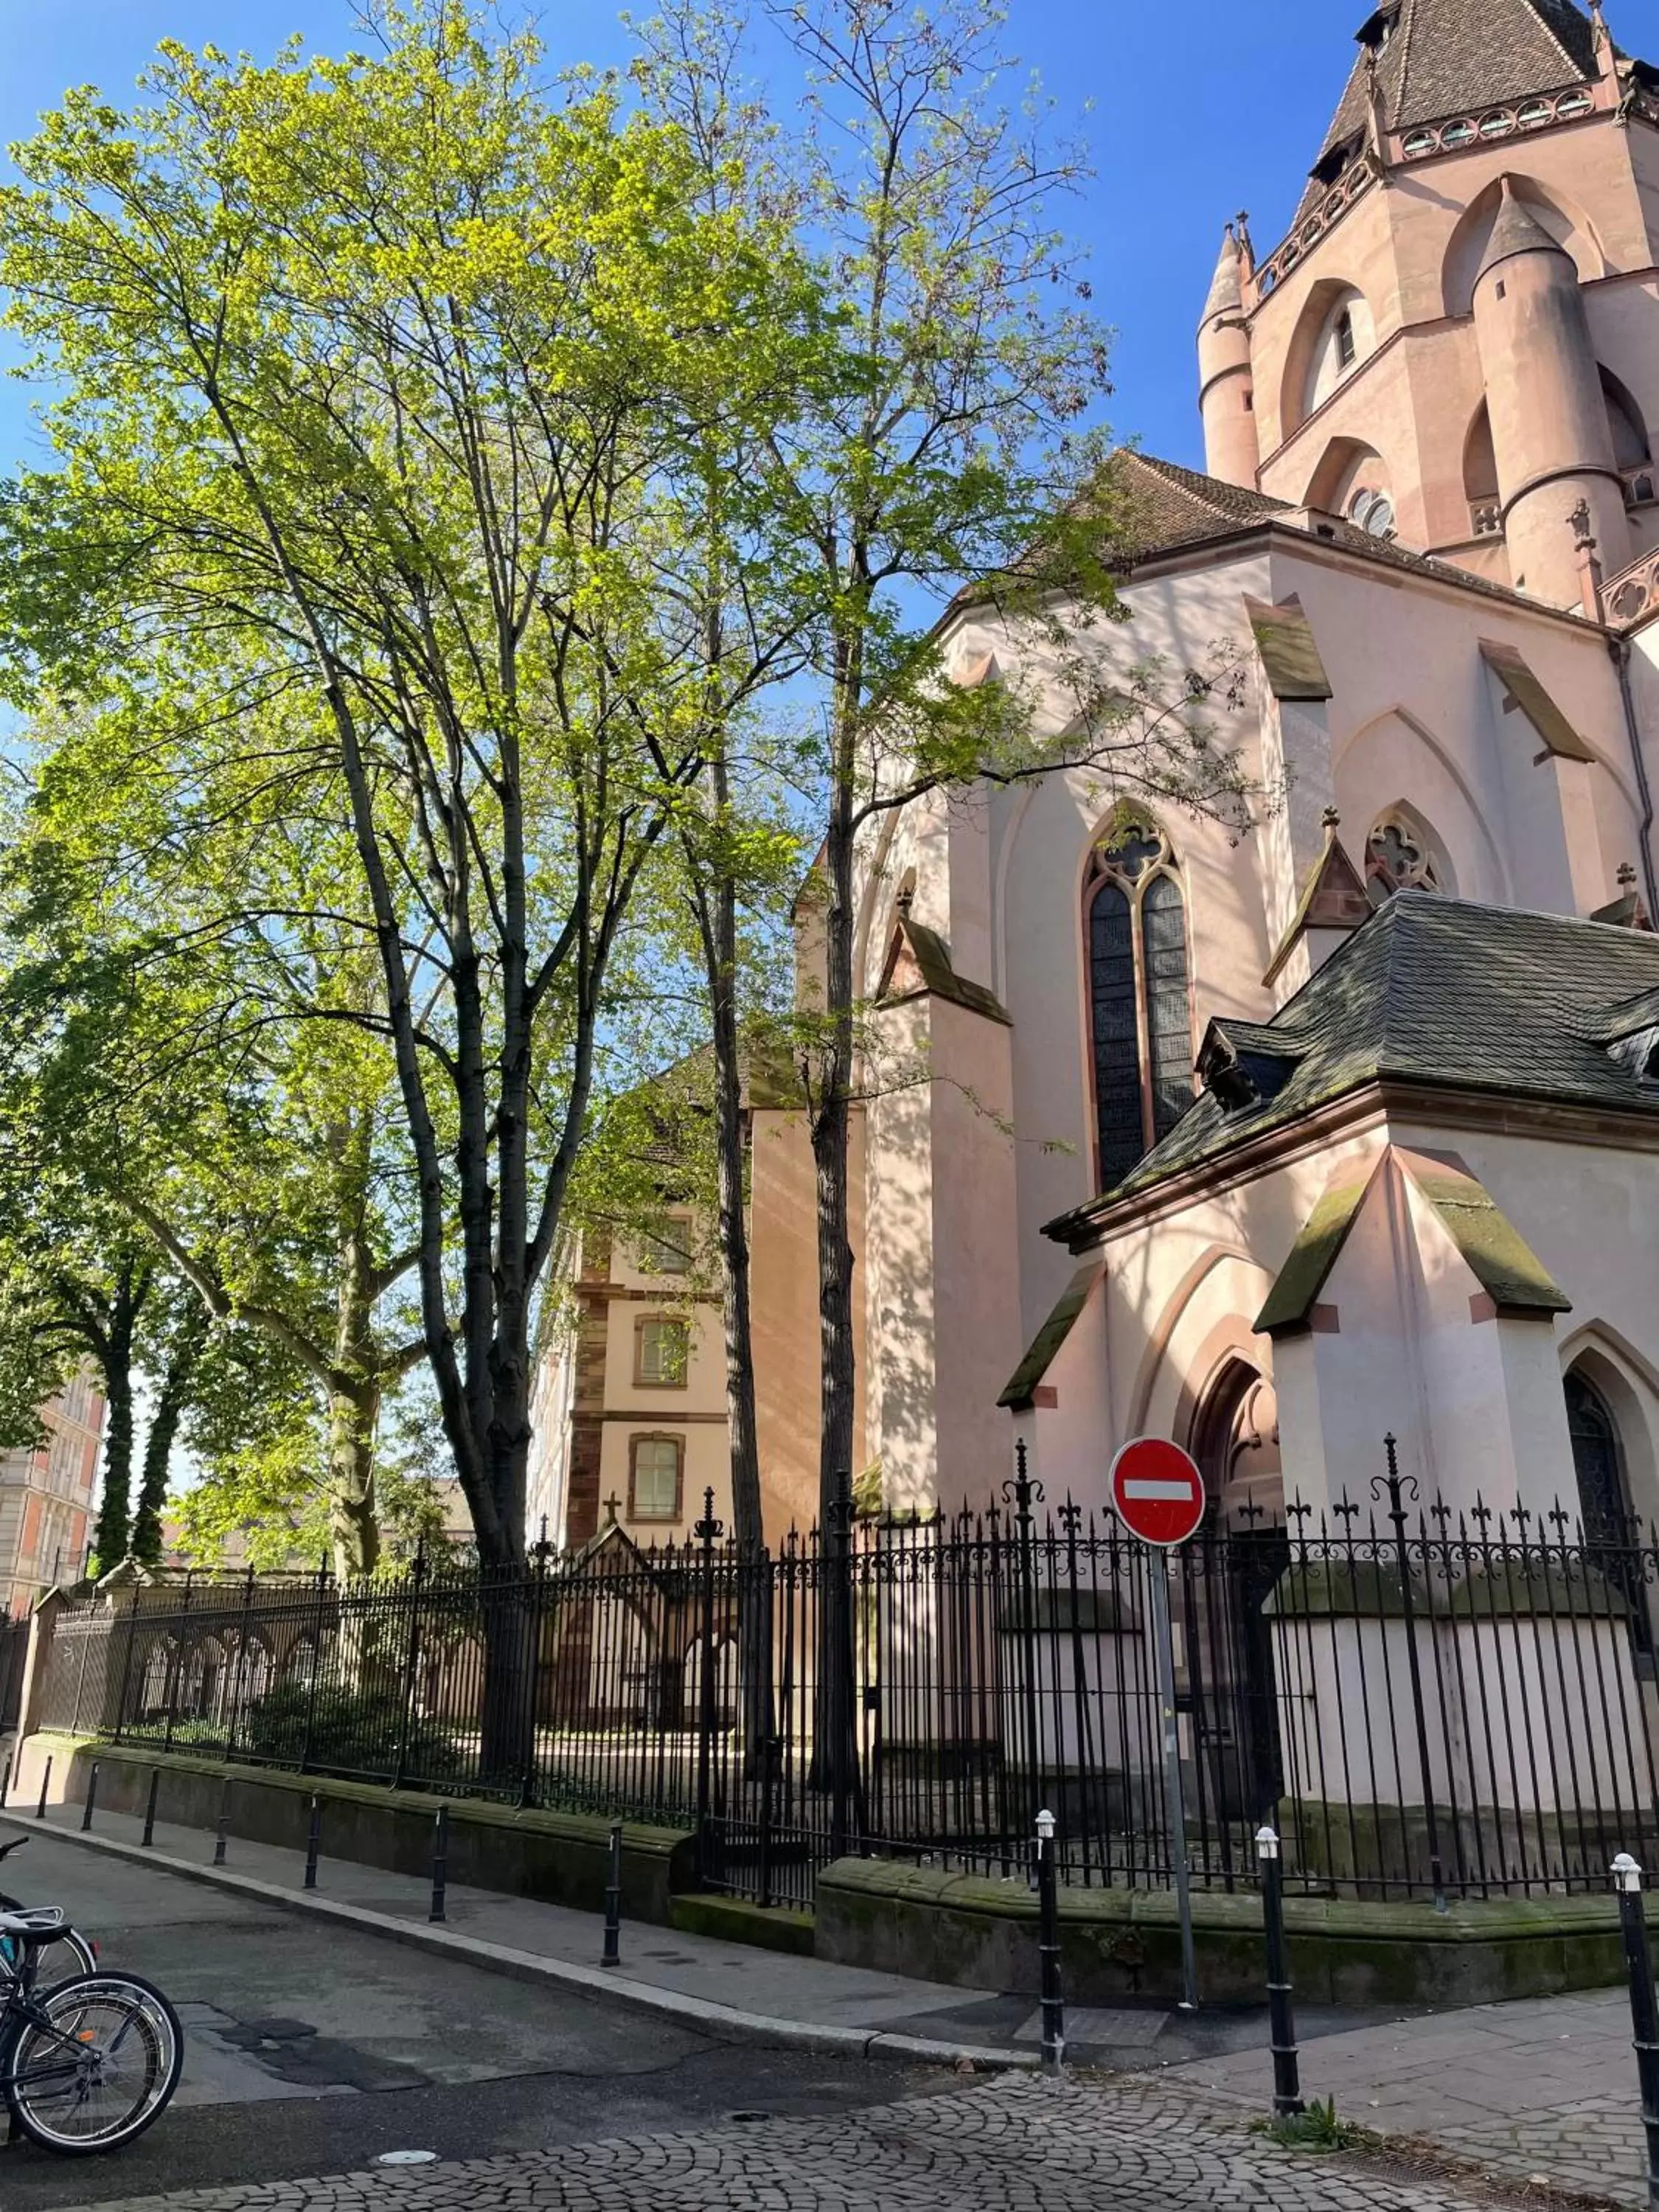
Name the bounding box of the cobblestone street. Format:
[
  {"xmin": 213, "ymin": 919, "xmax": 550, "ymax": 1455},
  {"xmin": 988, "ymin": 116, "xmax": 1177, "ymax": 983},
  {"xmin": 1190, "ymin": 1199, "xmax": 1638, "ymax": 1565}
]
[{"xmin": 66, "ymin": 2079, "xmax": 1528, "ymax": 2212}]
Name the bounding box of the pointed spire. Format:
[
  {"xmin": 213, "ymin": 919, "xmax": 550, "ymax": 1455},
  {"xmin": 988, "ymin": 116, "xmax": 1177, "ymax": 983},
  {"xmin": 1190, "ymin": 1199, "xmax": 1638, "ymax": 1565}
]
[
  {"xmin": 1201, "ymin": 223, "xmax": 1244, "ymax": 321},
  {"xmin": 1477, "ymin": 176, "xmax": 1571, "ymax": 285}
]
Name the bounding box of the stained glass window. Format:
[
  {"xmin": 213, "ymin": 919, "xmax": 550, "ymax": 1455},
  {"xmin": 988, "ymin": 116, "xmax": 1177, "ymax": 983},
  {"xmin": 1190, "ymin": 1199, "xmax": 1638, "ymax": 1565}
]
[
  {"xmin": 1142, "ymin": 874, "xmax": 1193, "ymax": 1141},
  {"xmin": 1090, "ymin": 883, "xmax": 1141, "ymax": 1187},
  {"xmin": 1085, "ymin": 821, "xmax": 1195, "ymax": 1189}
]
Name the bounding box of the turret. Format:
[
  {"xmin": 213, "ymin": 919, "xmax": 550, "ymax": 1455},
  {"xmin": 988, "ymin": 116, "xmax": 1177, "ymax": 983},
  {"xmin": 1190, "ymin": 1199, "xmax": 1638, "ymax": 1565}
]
[
  {"xmin": 1471, "ymin": 178, "xmax": 1630, "ymax": 608},
  {"xmin": 1197, "ymin": 224, "xmax": 1259, "ymax": 490}
]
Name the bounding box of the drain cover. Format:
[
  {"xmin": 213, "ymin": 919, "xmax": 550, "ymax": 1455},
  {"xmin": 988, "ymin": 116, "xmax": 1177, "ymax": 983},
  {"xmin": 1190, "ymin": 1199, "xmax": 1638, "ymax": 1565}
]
[
  {"xmin": 728, "ymin": 2112, "xmax": 772, "ymax": 2124},
  {"xmin": 374, "ymin": 2151, "xmax": 439, "ymax": 2167}
]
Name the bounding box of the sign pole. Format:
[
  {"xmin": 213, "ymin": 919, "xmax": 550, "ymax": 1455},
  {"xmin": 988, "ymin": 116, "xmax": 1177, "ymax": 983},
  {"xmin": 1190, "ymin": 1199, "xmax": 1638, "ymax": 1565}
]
[{"xmin": 1147, "ymin": 1558, "xmax": 1198, "ymax": 2013}]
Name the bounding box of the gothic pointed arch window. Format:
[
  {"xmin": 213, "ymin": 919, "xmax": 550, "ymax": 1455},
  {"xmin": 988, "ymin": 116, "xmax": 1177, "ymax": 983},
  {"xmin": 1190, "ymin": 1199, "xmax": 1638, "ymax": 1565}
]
[{"xmin": 1085, "ymin": 815, "xmax": 1194, "ymax": 1187}]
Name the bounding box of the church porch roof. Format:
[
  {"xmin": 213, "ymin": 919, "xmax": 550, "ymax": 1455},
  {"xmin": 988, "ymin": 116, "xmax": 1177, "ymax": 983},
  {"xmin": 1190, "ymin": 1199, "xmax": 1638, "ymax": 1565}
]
[{"xmin": 1047, "ymin": 893, "xmax": 1659, "ymax": 1245}]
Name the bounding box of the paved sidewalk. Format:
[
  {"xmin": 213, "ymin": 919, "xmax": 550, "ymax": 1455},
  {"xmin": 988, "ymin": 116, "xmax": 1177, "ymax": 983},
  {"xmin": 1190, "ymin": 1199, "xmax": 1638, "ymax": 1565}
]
[
  {"xmin": 21, "ymin": 2075, "xmax": 1509, "ymax": 2212},
  {"xmin": 1177, "ymin": 1985, "xmax": 1649, "ymax": 2208}
]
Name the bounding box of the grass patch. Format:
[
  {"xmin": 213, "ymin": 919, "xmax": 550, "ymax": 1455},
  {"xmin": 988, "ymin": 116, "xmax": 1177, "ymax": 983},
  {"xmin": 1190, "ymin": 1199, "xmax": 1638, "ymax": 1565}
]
[{"xmin": 1251, "ymin": 2097, "xmax": 1379, "ymax": 2154}]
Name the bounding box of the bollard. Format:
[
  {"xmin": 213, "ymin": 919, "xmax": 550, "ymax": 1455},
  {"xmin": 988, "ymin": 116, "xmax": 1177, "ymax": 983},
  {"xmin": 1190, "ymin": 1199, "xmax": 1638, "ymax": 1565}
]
[
  {"xmin": 602, "ymin": 1819, "xmax": 623, "ymax": 1968},
  {"xmin": 1034, "ymin": 1808, "xmax": 1065, "ymax": 2074},
  {"xmin": 35, "ymin": 1756, "xmax": 52, "ymax": 1821},
  {"xmin": 1256, "ymin": 1826, "xmax": 1304, "ymax": 2118},
  {"xmin": 1, "ymin": 1751, "xmax": 12, "ymax": 1809},
  {"xmin": 213, "ymin": 1779, "xmax": 231, "ymax": 1867},
  {"xmin": 141, "ymin": 1768, "xmax": 159, "ymax": 1848},
  {"xmin": 304, "ymin": 1795, "xmax": 322, "ymax": 1891},
  {"xmin": 80, "ymin": 1761, "xmax": 100, "ymax": 1834},
  {"xmin": 1613, "ymin": 1854, "xmax": 1659, "ymax": 2212},
  {"xmin": 428, "ymin": 1805, "xmax": 448, "ymax": 1925}
]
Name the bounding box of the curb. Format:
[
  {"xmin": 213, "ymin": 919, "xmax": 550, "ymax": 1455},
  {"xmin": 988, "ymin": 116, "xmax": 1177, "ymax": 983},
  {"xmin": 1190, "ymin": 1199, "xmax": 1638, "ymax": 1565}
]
[{"xmin": 0, "ymin": 1812, "xmax": 1037, "ymax": 2073}]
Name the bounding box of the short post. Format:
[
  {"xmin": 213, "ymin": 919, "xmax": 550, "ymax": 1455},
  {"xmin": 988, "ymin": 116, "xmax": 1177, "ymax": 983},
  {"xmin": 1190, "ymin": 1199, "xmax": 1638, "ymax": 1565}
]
[
  {"xmin": 1613, "ymin": 1853, "xmax": 1659, "ymax": 2212},
  {"xmin": 141, "ymin": 1767, "xmax": 159, "ymax": 1848},
  {"xmin": 35, "ymin": 1755, "xmax": 52, "ymax": 1820},
  {"xmin": 212, "ymin": 1778, "xmax": 231, "ymax": 1867},
  {"xmin": 1034, "ymin": 1807, "xmax": 1065, "ymax": 2074},
  {"xmin": 1257, "ymin": 1825, "xmax": 1304, "ymax": 2119},
  {"xmin": 304, "ymin": 1795, "xmax": 322, "ymax": 1891},
  {"xmin": 428, "ymin": 1804, "xmax": 448, "ymax": 1925},
  {"xmin": 1, "ymin": 1751, "xmax": 12, "ymax": 1809},
  {"xmin": 602, "ymin": 1819, "xmax": 623, "ymax": 1968},
  {"xmin": 80, "ymin": 1761, "xmax": 99, "ymax": 1833}
]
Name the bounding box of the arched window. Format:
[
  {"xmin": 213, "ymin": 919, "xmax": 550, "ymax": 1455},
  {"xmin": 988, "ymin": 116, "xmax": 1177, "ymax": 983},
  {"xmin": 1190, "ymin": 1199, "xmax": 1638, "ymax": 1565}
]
[
  {"xmin": 1365, "ymin": 811, "xmax": 1447, "ymax": 905},
  {"xmin": 1565, "ymin": 1367, "xmax": 1651, "ymax": 1655},
  {"xmin": 1085, "ymin": 818, "xmax": 1193, "ymax": 1188}
]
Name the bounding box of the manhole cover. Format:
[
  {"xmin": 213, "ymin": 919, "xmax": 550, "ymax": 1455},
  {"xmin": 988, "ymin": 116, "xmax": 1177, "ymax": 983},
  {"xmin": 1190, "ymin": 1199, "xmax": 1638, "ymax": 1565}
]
[{"xmin": 374, "ymin": 2151, "xmax": 439, "ymax": 2167}]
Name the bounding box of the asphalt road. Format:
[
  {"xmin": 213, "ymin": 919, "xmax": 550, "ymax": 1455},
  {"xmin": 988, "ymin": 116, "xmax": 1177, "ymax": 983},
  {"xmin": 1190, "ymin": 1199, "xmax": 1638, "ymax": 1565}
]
[{"xmin": 0, "ymin": 1834, "xmax": 934, "ymax": 2211}]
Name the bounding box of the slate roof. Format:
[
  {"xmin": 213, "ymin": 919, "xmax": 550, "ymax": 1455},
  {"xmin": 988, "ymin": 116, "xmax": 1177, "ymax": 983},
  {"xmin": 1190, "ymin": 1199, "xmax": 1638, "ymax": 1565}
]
[
  {"xmin": 1047, "ymin": 894, "xmax": 1659, "ymax": 1242},
  {"xmin": 1096, "ymin": 452, "xmax": 1289, "ymax": 563},
  {"xmin": 1092, "ymin": 452, "xmax": 1557, "ymax": 616},
  {"xmin": 1297, "ymin": 0, "xmax": 1608, "ymax": 223}
]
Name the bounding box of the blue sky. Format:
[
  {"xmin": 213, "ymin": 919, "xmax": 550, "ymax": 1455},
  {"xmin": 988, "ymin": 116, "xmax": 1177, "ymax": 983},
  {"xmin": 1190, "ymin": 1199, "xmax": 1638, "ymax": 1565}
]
[{"xmin": 0, "ymin": 0, "xmax": 1413, "ymax": 478}]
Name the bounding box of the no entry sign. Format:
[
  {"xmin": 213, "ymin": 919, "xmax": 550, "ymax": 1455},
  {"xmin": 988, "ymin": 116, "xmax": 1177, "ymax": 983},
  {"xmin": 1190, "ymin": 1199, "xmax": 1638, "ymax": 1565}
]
[{"xmin": 1110, "ymin": 1437, "xmax": 1206, "ymax": 1548}]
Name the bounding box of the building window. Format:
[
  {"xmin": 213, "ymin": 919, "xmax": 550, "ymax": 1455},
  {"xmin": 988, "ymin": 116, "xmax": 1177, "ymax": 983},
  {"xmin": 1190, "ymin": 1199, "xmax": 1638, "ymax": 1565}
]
[
  {"xmin": 1365, "ymin": 814, "xmax": 1444, "ymax": 905},
  {"xmin": 1085, "ymin": 819, "xmax": 1194, "ymax": 1189},
  {"xmin": 629, "ymin": 1435, "xmax": 684, "ymax": 1522},
  {"xmin": 1335, "ymin": 308, "xmax": 1357, "ymax": 369},
  {"xmin": 636, "ymin": 1317, "xmax": 690, "ymax": 1388},
  {"xmin": 636, "ymin": 1220, "xmax": 692, "ymax": 1276},
  {"xmin": 1565, "ymin": 1368, "xmax": 1652, "ymax": 1655},
  {"xmin": 1348, "ymin": 486, "xmax": 1396, "ymax": 540}
]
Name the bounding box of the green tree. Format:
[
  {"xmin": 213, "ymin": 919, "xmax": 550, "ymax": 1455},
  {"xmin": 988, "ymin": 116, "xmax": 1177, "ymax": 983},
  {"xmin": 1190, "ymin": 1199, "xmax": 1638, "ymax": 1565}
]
[
  {"xmin": 0, "ymin": 1, "xmax": 817, "ymax": 1660},
  {"xmin": 637, "ymin": 0, "xmax": 1257, "ymax": 1543}
]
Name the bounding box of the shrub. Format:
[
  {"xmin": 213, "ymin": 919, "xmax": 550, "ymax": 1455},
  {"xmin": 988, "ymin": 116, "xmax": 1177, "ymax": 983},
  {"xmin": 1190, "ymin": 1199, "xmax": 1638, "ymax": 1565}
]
[{"xmin": 243, "ymin": 1679, "xmax": 466, "ymax": 1786}]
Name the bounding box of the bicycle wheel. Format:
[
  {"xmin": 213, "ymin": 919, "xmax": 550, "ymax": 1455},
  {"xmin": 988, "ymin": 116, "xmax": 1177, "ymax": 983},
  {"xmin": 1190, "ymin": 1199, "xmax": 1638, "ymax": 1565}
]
[{"xmin": 4, "ymin": 1971, "xmax": 184, "ymax": 2154}]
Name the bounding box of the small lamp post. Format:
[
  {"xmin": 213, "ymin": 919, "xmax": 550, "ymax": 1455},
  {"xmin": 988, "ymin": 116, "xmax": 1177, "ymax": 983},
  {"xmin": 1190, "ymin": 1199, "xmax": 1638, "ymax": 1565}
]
[
  {"xmin": 1034, "ymin": 1808, "xmax": 1065, "ymax": 2074},
  {"xmin": 1256, "ymin": 1824, "xmax": 1303, "ymax": 2120},
  {"xmin": 1613, "ymin": 1854, "xmax": 1659, "ymax": 2212}
]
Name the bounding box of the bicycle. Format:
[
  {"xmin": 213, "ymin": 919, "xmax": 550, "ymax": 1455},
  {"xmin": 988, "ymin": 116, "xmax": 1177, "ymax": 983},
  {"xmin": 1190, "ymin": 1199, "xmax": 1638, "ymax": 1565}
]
[
  {"xmin": 0, "ymin": 1910, "xmax": 182, "ymax": 2154},
  {"xmin": 0, "ymin": 1840, "xmax": 97, "ymax": 1980}
]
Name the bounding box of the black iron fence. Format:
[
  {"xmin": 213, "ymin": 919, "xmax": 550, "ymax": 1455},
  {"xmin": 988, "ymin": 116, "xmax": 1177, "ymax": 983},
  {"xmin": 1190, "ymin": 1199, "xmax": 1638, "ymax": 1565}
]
[
  {"xmin": 0, "ymin": 1618, "xmax": 26, "ymax": 1733},
  {"xmin": 29, "ymin": 1458, "xmax": 1659, "ymax": 1907}
]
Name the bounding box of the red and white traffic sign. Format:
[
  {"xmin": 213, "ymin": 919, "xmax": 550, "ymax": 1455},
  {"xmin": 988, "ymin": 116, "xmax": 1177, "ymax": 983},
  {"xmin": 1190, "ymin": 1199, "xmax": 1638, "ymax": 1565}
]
[{"xmin": 1109, "ymin": 1437, "xmax": 1206, "ymax": 1548}]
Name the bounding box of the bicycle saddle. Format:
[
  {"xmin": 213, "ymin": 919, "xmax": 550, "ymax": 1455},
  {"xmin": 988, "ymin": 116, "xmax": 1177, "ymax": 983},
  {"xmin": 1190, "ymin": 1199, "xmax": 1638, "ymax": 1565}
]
[{"xmin": 0, "ymin": 1907, "xmax": 66, "ymax": 1936}]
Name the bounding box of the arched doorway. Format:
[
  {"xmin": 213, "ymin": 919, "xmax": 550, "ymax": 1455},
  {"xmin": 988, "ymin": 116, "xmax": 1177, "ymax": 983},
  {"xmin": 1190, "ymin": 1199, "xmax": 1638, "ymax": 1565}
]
[
  {"xmin": 1565, "ymin": 1368, "xmax": 1651, "ymax": 1657},
  {"xmin": 1187, "ymin": 1360, "xmax": 1289, "ymax": 1823}
]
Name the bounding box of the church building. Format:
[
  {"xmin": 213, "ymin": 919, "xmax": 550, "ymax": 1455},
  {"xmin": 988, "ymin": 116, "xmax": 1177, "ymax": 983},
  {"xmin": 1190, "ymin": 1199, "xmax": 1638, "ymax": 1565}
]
[{"xmin": 535, "ymin": 0, "xmax": 1659, "ymax": 1559}]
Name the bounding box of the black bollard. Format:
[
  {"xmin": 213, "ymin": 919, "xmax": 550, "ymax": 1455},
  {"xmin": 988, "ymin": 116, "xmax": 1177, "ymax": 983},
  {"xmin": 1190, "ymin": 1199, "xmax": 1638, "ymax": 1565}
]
[
  {"xmin": 1034, "ymin": 1808, "xmax": 1065, "ymax": 2074},
  {"xmin": 213, "ymin": 1779, "xmax": 231, "ymax": 1867},
  {"xmin": 602, "ymin": 1820, "xmax": 623, "ymax": 1969},
  {"xmin": 1613, "ymin": 1854, "xmax": 1659, "ymax": 2212},
  {"xmin": 1257, "ymin": 1825, "xmax": 1304, "ymax": 2120},
  {"xmin": 35, "ymin": 1756, "xmax": 52, "ymax": 1821},
  {"xmin": 1, "ymin": 1750, "xmax": 12, "ymax": 1809},
  {"xmin": 304, "ymin": 1795, "xmax": 322, "ymax": 1891},
  {"xmin": 141, "ymin": 1767, "xmax": 159, "ymax": 1848},
  {"xmin": 80, "ymin": 1761, "xmax": 99, "ymax": 1834},
  {"xmin": 428, "ymin": 1805, "xmax": 448, "ymax": 1925}
]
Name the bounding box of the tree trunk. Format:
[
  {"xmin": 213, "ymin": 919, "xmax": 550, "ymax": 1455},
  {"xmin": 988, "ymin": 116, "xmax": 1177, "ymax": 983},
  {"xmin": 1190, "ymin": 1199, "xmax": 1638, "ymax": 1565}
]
[
  {"xmin": 807, "ymin": 717, "xmax": 860, "ymax": 1816},
  {"xmin": 131, "ymin": 1303, "xmax": 209, "ymax": 1565},
  {"xmin": 689, "ymin": 807, "xmax": 771, "ymax": 1763},
  {"xmin": 91, "ymin": 1265, "xmax": 145, "ymax": 1567},
  {"xmin": 327, "ymin": 1379, "xmax": 381, "ymax": 1582},
  {"xmin": 811, "ymin": 787, "xmax": 859, "ymax": 1531}
]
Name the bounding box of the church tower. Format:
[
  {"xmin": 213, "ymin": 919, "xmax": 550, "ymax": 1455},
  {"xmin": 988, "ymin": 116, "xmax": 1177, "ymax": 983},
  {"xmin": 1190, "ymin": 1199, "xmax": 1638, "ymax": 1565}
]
[
  {"xmin": 1196, "ymin": 0, "xmax": 1659, "ymax": 610},
  {"xmin": 1471, "ymin": 178, "xmax": 1630, "ymax": 603},
  {"xmin": 1197, "ymin": 223, "xmax": 1259, "ymax": 489}
]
